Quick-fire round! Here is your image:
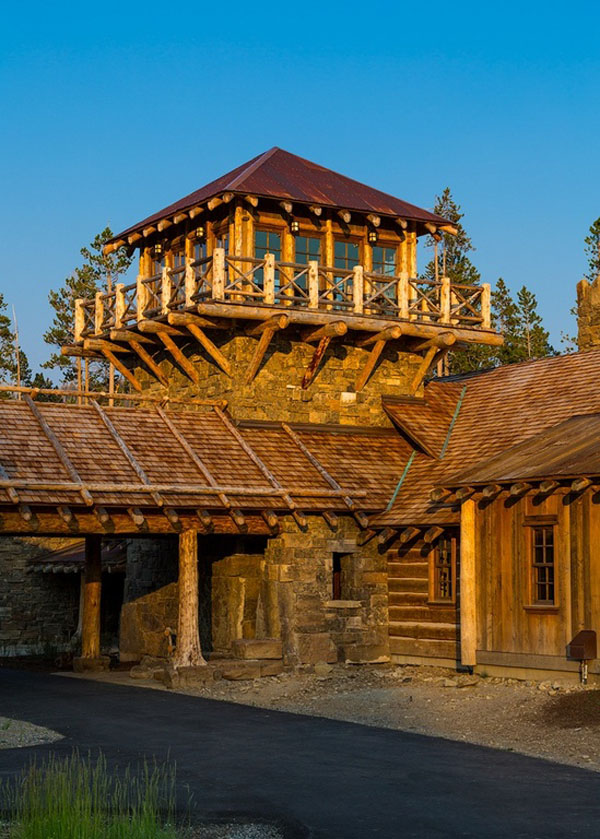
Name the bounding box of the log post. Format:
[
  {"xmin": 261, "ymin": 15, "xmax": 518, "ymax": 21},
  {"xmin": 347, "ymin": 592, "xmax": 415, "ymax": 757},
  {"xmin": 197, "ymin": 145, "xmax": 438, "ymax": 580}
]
[
  {"xmin": 308, "ymin": 260, "xmax": 319, "ymax": 309},
  {"xmin": 440, "ymin": 276, "xmax": 451, "ymax": 323},
  {"xmin": 263, "ymin": 253, "xmax": 276, "ymax": 304},
  {"xmin": 481, "ymin": 283, "xmax": 491, "ymax": 329},
  {"xmin": 460, "ymin": 499, "xmax": 477, "ymax": 668},
  {"xmin": 352, "ymin": 265, "xmax": 364, "ymax": 314},
  {"xmin": 173, "ymin": 528, "xmax": 206, "ymax": 668},
  {"xmin": 212, "ymin": 248, "xmax": 226, "ymax": 300},
  {"xmin": 115, "ymin": 283, "xmax": 125, "ymax": 328},
  {"xmin": 94, "ymin": 292, "xmax": 104, "ymax": 335},
  {"xmin": 73, "ymin": 535, "xmax": 109, "ymax": 671},
  {"xmin": 398, "ymin": 271, "xmax": 409, "ymax": 319},
  {"xmin": 74, "ymin": 299, "xmax": 85, "ymax": 342}
]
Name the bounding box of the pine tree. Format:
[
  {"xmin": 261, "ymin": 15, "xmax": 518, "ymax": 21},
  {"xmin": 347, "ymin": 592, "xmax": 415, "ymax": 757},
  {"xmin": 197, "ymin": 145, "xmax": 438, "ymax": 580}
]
[
  {"xmin": 43, "ymin": 228, "xmax": 132, "ymax": 386},
  {"xmin": 584, "ymin": 216, "xmax": 600, "ymax": 281},
  {"xmin": 0, "ymin": 294, "xmax": 17, "ymax": 384},
  {"xmin": 514, "ymin": 286, "xmax": 554, "ymax": 360}
]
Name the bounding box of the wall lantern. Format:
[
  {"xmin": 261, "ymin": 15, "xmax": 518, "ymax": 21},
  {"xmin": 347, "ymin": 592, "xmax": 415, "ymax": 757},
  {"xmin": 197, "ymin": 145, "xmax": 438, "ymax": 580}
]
[
  {"xmin": 153, "ymin": 242, "xmax": 163, "ymax": 256},
  {"xmin": 368, "ymin": 230, "xmax": 378, "ymax": 244},
  {"xmin": 290, "ymin": 220, "xmax": 300, "ymax": 234},
  {"xmin": 195, "ymin": 225, "xmax": 205, "ymax": 239}
]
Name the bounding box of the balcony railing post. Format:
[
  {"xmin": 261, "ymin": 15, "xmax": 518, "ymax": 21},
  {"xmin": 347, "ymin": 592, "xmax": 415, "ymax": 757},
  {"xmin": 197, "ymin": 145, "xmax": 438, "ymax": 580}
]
[
  {"xmin": 481, "ymin": 283, "xmax": 491, "ymax": 329},
  {"xmin": 398, "ymin": 272, "xmax": 409, "ymax": 319},
  {"xmin": 263, "ymin": 253, "xmax": 276, "ymax": 304},
  {"xmin": 136, "ymin": 274, "xmax": 148, "ymax": 322},
  {"xmin": 185, "ymin": 258, "xmax": 196, "ymax": 307},
  {"xmin": 161, "ymin": 267, "xmax": 171, "ymax": 315},
  {"xmin": 212, "ymin": 248, "xmax": 225, "ymax": 300},
  {"xmin": 353, "ymin": 265, "xmax": 364, "ymax": 314},
  {"xmin": 115, "ymin": 283, "xmax": 125, "ymax": 328},
  {"xmin": 441, "ymin": 276, "xmax": 451, "ymax": 323},
  {"xmin": 94, "ymin": 292, "xmax": 104, "ymax": 335},
  {"xmin": 308, "ymin": 260, "xmax": 319, "ymax": 309},
  {"xmin": 75, "ymin": 299, "xmax": 85, "ymax": 342}
]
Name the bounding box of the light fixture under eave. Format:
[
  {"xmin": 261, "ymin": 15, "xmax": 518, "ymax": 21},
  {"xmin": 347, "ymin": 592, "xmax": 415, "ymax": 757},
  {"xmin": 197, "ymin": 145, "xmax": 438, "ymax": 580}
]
[
  {"xmin": 153, "ymin": 242, "xmax": 163, "ymax": 256},
  {"xmin": 368, "ymin": 230, "xmax": 378, "ymax": 243},
  {"xmin": 290, "ymin": 220, "xmax": 300, "ymax": 234}
]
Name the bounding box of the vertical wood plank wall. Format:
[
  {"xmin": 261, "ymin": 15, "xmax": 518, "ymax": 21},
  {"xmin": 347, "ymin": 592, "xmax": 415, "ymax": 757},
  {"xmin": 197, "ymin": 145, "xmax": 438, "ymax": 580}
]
[
  {"xmin": 387, "ymin": 535, "xmax": 460, "ymax": 660},
  {"xmin": 475, "ymin": 491, "xmax": 600, "ymax": 665}
]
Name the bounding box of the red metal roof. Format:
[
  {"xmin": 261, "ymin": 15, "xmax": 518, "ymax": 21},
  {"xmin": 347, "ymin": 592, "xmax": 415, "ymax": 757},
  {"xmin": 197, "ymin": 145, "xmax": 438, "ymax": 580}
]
[{"xmin": 113, "ymin": 147, "xmax": 450, "ymax": 240}]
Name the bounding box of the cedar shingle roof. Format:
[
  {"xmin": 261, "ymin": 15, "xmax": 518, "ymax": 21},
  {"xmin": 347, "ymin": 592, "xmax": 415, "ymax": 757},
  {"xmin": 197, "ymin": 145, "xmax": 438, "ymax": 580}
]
[
  {"xmin": 0, "ymin": 402, "xmax": 412, "ymax": 514},
  {"xmin": 374, "ymin": 348, "xmax": 600, "ymax": 526},
  {"xmin": 113, "ymin": 147, "xmax": 449, "ymax": 241},
  {"xmin": 445, "ymin": 413, "xmax": 600, "ymax": 486}
]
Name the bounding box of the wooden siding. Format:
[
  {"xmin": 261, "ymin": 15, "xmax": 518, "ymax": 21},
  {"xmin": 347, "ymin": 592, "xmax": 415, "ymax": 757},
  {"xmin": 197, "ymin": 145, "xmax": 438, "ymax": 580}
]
[
  {"xmin": 475, "ymin": 490, "xmax": 600, "ymax": 665},
  {"xmin": 388, "ymin": 536, "xmax": 459, "ymax": 660}
]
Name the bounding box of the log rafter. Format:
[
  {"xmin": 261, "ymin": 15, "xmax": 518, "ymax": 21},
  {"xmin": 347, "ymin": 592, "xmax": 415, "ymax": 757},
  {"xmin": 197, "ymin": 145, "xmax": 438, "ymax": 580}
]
[{"xmin": 24, "ymin": 395, "xmax": 93, "ymax": 507}]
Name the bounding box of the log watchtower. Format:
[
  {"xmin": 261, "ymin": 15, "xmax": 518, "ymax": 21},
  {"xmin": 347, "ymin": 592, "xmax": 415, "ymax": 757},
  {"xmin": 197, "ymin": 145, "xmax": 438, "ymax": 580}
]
[{"xmin": 68, "ymin": 148, "xmax": 501, "ymax": 423}]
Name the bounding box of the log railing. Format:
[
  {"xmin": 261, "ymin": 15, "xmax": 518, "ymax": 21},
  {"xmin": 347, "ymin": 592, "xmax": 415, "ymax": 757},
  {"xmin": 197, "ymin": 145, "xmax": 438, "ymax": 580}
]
[{"xmin": 74, "ymin": 248, "xmax": 492, "ymax": 340}]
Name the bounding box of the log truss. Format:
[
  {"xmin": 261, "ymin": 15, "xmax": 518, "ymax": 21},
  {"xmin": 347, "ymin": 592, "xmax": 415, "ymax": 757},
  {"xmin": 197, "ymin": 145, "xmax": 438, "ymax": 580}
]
[{"xmin": 0, "ymin": 390, "xmax": 375, "ymax": 537}]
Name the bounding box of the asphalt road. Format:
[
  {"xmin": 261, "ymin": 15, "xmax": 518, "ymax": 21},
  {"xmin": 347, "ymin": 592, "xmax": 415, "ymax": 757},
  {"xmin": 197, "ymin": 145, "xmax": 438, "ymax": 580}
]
[{"xmin": 0, "ymin": 669, "xmax": 599, "ymax": 838}]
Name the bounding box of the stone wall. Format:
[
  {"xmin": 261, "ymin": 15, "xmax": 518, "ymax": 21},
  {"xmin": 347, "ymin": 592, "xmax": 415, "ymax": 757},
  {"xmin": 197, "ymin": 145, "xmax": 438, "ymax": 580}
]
[
  {"xmin": 577, "ymin": 275, "xmax": 600, "ymax": 350},
  {"xmin": 258, "ymin": 516, "xmax": 389, "ymax": 667},
  {"xmin": 119, "ymin": 521, "xmax": 389, "ymax": 668},
  {"xmin": 0, "ymin": 537, "xmax": 80, "ymax": 657},
  {"xmin": 135, "ymin": 329, "xmax": 421, "ymax": 426}
]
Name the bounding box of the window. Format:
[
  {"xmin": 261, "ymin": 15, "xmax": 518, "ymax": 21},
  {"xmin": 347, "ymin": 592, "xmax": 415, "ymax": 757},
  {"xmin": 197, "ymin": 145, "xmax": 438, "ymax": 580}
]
[
  {"xmin": 531, "ymin": 526, "xmax": 555, "ymax": 604},
  {"xmin": 372, "ymin": 245, "xmax": 397, "ymax": 276},
  {"xmin": 254, "ymin": 230, "xmax": 281, "ymax": 261},
  {"xmin": 295, "ymin": 235, "xmax": 321, "ymax": 265},
  {"xmin": 193, "ymin": 240, "xmax": 207, "ymax": 262},
  {"xmin": 254, "ymin": 230, "xmax": 282, "ymax": 290},
  {"xmin": 172, "ymin": 247, "xmax": 186, "ymax": 269},
  {"xmin": 215, "ymin": 231, "xmax": 229, "ymax": 255},
  {"xmin": 432, "ymin": 537, "xmax": 455, "ymax": 602},
  {"xmin": 334, "ymin": 240, "xmax": 360, "ymax": 270},
  {"xmin": 332, "ymin": 554, "xmax": 342, "ymax": 600}
]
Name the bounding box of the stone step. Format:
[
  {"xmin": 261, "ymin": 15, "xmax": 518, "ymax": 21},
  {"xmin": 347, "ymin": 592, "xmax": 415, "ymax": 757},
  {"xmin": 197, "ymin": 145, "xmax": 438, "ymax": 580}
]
[{"xmin": 232, "ymin": 638, "xmax": 283, "ymax": 660}]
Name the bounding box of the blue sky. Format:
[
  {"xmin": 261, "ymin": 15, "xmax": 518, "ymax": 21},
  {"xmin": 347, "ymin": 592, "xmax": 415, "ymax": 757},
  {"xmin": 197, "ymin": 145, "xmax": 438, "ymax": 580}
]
[{"xmin": 1, "ymin": 0, "xmax": 599, "ymax": 372}]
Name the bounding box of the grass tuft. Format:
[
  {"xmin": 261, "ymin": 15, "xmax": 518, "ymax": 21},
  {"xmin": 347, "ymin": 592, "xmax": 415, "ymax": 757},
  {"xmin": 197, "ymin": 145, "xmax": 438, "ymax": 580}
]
[{"xmin": 1, "ymin": 751, "xmax": 178, "ymax": 838}]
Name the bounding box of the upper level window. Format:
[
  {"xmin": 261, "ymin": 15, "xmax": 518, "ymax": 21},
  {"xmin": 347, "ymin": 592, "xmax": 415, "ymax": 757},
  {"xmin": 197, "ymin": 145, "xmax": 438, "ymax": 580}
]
[
  {"xmin": 295, "ymin": 236, "xmax": 321, "ymax": 264},
  {"xmin": 216, "ymin": 232, "xmax": 229, "ymax": 255},
  {"xmin": 193, "ymin": 240, "xmax": 207, "ymax": 262},
  {"xmin": 172, "ymin": 247, "xmax": 186, "ymax": 269},
  {"xmin": 254, "ymin": 230, "xmax": 282, "ymax": 290},
  {"xmin": 432, "ymin": 536, "xmax": 455, "ymax": 603},
  {"xmin": 531, "ymin": 526, "xmax": 555, "ymax": 605},
  {"xmin": 334, "ymin": 240, "xmax": 360, "ymax": 271},
  {"xmin": 255, "ymin": 230, "xmax": 281, "ymax": 261},
  {"xmin": 372, "ymin": 245, "xmax": 397, "ymax": 276}
]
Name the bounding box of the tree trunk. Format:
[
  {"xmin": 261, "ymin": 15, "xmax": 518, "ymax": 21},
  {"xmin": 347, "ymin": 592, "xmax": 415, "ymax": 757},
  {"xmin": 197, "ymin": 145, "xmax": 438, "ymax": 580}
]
[
  {"xmin": 173, "ymin": 528, "xmax": 206, "ymax": 668},
  {"xmin": 81, "ymin": 535, "xmax": 102, "ymax": 658}
]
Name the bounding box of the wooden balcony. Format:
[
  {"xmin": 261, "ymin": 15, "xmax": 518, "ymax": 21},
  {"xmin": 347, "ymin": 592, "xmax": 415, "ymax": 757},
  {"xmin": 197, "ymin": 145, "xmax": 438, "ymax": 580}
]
[{"xmin": 75, "ymin": 249, "xmax": 496, "ymax": 347}]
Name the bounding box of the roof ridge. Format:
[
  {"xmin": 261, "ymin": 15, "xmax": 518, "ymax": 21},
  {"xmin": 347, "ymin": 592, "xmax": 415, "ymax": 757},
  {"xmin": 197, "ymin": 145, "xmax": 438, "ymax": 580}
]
[{"xmin": 224, "ymin": 147, "xmax": 281, "ymax": 191}]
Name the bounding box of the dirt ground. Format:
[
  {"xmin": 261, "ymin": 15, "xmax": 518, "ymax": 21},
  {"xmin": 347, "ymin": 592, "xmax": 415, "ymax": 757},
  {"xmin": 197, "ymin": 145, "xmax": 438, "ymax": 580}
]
[{"xmin": 65, "ymin": 662, "xmax": 600, "ymax": 774}]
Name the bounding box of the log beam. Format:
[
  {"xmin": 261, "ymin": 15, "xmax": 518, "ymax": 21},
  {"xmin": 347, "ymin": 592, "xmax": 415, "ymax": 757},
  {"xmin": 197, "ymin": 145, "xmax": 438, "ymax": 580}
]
[
  {"xmin": 539, "ymin": 480, "xmax": 560, "ymax": 495},
  {"xmin": 423, "ymin": 525, "xmax": 444, "ymax": 544},
  {"xmin": 409, "ymin": 345, "xmax": 438, "ymax": 396},
  {"xmin": 399, "ymin": 526, "xmax": 420, "ymax": 544},
  {"xmin": 83, "ymin": 340, "xmax": 143, "ymax": 392},
  {"xmin": 173, "ymin": 529, "xmax": 206, "ymax": 668},
  {"xmin": 300, "ymin": 321, "xmax": 347, "ymax": 343},
  {"xmin": 245, "ymin": 314, "xmax": 290, "ymax": 384},
  {"xmin": 301, "ymin": 337, "xmax": 331, "ymax": 389},
  {"xmin": 571, "ymin": 477, "xmax": 592, "ymax": 494}
]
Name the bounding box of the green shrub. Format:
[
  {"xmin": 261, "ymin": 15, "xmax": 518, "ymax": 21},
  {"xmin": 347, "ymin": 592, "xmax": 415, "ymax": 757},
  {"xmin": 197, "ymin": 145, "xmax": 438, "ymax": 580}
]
[{"xmin": 1, "ymin": 751, "xmax": 178, "ymax": 838}]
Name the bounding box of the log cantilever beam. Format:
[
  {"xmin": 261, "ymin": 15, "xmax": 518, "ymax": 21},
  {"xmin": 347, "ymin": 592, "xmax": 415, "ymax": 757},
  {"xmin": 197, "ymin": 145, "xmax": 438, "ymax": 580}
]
[
  {"xmin": 109, "ymin": 330, "xmax": 168, "ymax": 387},
  {"xmin": 301, "ymin": 321, "xmax": 347, "ymax": 389},
  {"xmin": 245, "ymin": 313, "xmax": 290, "ymax": 384},
  {"xmin": 356, "ymin": 325, "xmax": 402, "ymax": 392},
  {"xmin": 168, "ymin": 312, "xmax": 232, "ymax": 377},
  {"xmin": 83, "ymin": 338, "xmax": 144, "ymax": 392},
  {"xmin": 409, "ymin": 332, "xmax": 457, "ymax": 396},
  {"xmin": 137, "ymin": 320, "xmax": 201, "ymax": 384}
]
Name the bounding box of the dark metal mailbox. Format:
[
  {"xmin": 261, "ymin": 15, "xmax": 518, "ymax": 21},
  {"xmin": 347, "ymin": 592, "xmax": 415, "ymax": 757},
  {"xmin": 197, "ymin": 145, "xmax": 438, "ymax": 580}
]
[{"xmin": 567, "ymin": 630, "xmax": 597, "ymax": 660}]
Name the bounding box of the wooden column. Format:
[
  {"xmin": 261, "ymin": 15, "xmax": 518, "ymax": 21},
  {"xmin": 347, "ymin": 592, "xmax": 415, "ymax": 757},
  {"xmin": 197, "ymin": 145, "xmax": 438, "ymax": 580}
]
[
  {"xmin": 173, "ymin": 529, "xmax": 206, "ymax": 668},
  {"xmin": 460, "ymin": 499, "xmax": 477, "ymax": 667},
  {"xmin": 81, "ymin": 535, "xmax": 102, "ymax": 659}
]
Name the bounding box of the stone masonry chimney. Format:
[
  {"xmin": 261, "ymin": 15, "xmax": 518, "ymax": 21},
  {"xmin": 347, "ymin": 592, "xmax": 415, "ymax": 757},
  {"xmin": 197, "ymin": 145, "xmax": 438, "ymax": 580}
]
[{"xmin": 577, "ymin": 273, "xmax": 600, "ymax": 349}]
